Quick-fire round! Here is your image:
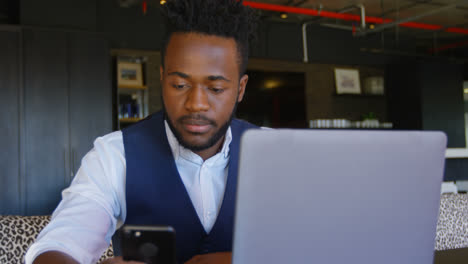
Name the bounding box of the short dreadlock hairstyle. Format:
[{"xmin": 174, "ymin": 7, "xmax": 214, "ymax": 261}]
[{"xmin": 160, "ymin": 0, "xmax": 258, "ymax": 77}]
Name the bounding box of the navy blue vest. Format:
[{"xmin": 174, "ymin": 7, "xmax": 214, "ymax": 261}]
[{"xmin": 122, "ymin": 111, "xmax": 257, "ymax": 263}]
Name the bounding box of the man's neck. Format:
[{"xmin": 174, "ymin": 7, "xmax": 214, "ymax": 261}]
[{"xmin": 194, "ymin": 136, "xmax": 225, "ymax": 161}]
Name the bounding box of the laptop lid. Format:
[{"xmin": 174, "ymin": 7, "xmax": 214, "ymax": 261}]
[{"xmin": 232, "ymin": 130, "xmax": 446, "ymax": 264}]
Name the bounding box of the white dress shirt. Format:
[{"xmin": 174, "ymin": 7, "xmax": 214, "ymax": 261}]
[{"xmin": 25, "ymin": 121, "xmax": 233, "ymax": 264}]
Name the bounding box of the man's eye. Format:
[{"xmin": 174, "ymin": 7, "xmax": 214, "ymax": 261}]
[
  {"xmin": 210, "ymin": 87, "xmax": 224, "ymax": 94},
  {"xmin": 172, "ymin": 84, "xmax": 187, "ymax": 89}
]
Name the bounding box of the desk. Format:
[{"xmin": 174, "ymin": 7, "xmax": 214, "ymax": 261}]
[{"xmin": 434, "ymin": 248, "xmax": 468, "ymax": 264}]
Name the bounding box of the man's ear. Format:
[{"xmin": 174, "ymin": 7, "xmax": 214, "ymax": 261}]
[
  {"xmin": 159, "ymin": 66, "xmax": 164, "ymax": 81},
  {"xmin": 237, "ymin": 74, "xmax": 249, "ymax": 103}
]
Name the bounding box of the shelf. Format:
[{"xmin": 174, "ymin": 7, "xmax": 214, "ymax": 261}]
[
  {"xmin": 310, "ymin": 127, "xmax": 393, "ymax": 130},
  {"xmin": 333, "ymin": 93, "xmax": 385, "ymax": 98},
  {"xmin": 310, "ymin": 120, "xmax": 393, "ymax": 129},
  {"xmin": 119, "ymin": 117, "xmax": 143, "ymax": 123},
  {"xmin": 118, "ymin": 84, "xmax": 147, "ymax": 90}
]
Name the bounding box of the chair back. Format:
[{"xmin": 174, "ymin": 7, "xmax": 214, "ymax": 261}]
[
  {"xmin": 0, "ymin": 215, "xmax": 114, "ymax": 263},
  {"xmin": 435, "ymin": 193, "xmax": 468, "ymax": 250}
]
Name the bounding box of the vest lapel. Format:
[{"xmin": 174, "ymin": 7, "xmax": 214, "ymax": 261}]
[{"xmin": 207, "ymin": 120, "xmax": 242, "ymax": 235}]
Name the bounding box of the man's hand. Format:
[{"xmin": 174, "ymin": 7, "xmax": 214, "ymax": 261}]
[
  {"xmin": 184, "ymin": 252, "xmax": 232, "ymax": 264},
  {"xmin": 33, "ymin": 251, "xmax": 79, "ymax": 264},
  {"xmin": 101, "ymin": 256, "xmax": 145, "ymax": 264}
]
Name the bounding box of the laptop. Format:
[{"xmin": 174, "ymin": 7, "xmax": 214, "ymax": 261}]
[{"xmin": 232, "ymin": 130, "xmax": 447, "ymax": 264}]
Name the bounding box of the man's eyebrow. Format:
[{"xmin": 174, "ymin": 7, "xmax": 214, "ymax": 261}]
[
  {"xmin": 207, "ymin": 75, "xmax": 231, "ymax": 82},
  {"xmin": 167, "ymin": 71, "xmax": 190, "ymax": 79}
]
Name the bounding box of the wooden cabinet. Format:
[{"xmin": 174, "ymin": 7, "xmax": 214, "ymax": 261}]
[
  {"xmin": 0, "ymin": 28, "xmax": 112, "ymax": 215},
  {"xmin": 68, "ymin": 32, "xmax": 112, "ymax": 180},
  {"xmin": 23, "ymin": 29, "xmax": 70, "ymax": 215},
  {"xmin": 0, "ymin": 29, "xmax": 21, "ymax": 215}
]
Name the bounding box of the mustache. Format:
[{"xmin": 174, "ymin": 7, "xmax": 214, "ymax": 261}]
[{"xmin": 178, "ymin": 114, "xmax": 216, "ymax": 126}]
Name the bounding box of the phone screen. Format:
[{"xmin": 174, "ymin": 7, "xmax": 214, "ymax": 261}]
[{"xmin": 120, "ymin": 225, "xmax": 177, "ymax": 264}]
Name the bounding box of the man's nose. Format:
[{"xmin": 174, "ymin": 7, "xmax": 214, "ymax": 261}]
[{"xmin": 184, "ymin": 85, "xmax": 210, "ymax": 112}]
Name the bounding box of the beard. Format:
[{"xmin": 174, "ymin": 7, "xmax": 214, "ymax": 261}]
[{"xmin": 162, "ymin": 100, "xmax": 238, "ymax": 153}]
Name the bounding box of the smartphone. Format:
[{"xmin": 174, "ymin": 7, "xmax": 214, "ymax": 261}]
[{"xmin": 120, "ymin": 225, "xmax": 177, "ymax": 264}]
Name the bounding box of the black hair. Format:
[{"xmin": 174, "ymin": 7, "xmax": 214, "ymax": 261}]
[{"xmin": 160, "ymin": 0, "xmax": 258, "ymax": 77}]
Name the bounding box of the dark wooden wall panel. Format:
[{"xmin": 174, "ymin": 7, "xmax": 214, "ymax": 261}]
[
  {"xmin": 68, "ymin": 32, "xmax": 112, "ymax": 177},
  {"xmin": 419, "ymin": 63, "xmax": 465, "ymax": 148},
  {"xmin": 386, "ymin": 63, "xmax": 422, "ymax": 130},
  {"xmin": 445, "ymin": 159, "xmax": 468, "ymax": 181},
  {"xmin": 0, "ymin": 30, "xmax": 20, "ymax": 214},
  {"xmin": 24, "ymin": 29, "xmax": 69, "ymax": 215}
]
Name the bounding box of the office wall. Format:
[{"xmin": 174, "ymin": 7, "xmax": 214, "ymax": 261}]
[
  {"xmin": 22, "ymin": 0, "xmax": 162, "ymax": 50},
  {"xmin": 20, "ymin": 0, "xmax": 97, "ymax": 30},
  {"xmin": 96, "ymin": 0, "xmax": 165, "ymax": 50},
  {"xmin": 305, "ymin": 24, "xmax": 401, "ymax": 66}
]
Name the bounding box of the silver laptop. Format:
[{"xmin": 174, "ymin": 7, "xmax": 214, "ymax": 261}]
[{"xmin": 232, "ymin": 130, "xmax": 447, "ymax": 264}]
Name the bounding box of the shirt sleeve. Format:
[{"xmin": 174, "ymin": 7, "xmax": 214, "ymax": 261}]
[{"xmin": 25, "ymin": 131, "xmax": 127, "ymax": 264}]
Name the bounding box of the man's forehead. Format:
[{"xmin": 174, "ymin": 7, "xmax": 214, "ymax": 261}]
[
  {"xmin": 166, "ymin": 33, "xmax": 237, "ymax": 54},
  {"xmin": 164, "ymin": 33, "xmax": 240, "ymax": 77}
]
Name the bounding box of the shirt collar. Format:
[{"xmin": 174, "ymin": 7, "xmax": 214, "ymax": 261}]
[{"xmin": 164, "ymin": 120, "xmax": 232, "ymax": 161}]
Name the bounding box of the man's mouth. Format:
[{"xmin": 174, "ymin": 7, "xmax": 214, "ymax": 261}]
[
  {"xmin": 183, "ymin": 123, "xmax": 211, "ymax": 133},
  {"xmin": 180, "ymin": 118, "xmax": 214, "ymax": 134}
]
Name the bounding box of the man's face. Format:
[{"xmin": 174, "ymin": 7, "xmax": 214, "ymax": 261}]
[{"xmin": 160, "ymin": 33, "xmax": 248, "ymax": 152}]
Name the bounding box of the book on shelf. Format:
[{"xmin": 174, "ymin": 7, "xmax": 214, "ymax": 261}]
[{"xmin": 118, "ymin": 92, "xmax": 144, "ymax": 119}]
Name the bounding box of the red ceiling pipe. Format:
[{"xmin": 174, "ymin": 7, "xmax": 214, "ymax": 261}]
[
  {"xmin": 243, "ymin": 1, "xmax": 468, "ymax": 35},
  {"xmin": 429, "ymin": 40, "xmax": 468, "ymax": 53},
  {"xmin": 142, "ymin": 0, "xmax": 147, "ymax": 15}
]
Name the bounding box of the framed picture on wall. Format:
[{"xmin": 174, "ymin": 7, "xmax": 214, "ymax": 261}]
[
  {"xmin": 117, "ymin": 61, "xmax": 144, "ymax": 87},
  {"xmin": 334, "ymin": 68, "xmax": 361, "ymax": 94}
]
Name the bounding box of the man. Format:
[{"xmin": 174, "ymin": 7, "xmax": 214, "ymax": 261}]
[{"xmin": 25, "ymin": 0, "xmax": 258, "ymax": 263}]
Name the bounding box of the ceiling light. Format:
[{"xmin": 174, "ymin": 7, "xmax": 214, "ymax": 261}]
[
  {"xmin": 280, "ymin": 12, "xmax": 288, "ymax": 19},
  {"xmin": 264, "ymin": 80, "xmax": 281, "ymax": 89},
  {"xmin": 160, "ymin": 0, "xmax": 166, "ymax": 5}
]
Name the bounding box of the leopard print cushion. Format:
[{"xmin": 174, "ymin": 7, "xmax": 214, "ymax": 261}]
[
  {"xmin": 0, "ymin": 215, "xmax": 113, "ymax": 264},
  {"xmin": 435, "ymin": 193, "xmax": 468, "ymax": 251}
]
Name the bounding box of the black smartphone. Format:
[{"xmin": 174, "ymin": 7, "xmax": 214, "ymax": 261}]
[{"xmin": 120, "ymin": 225, "xmax": 177, "ymax": 264}]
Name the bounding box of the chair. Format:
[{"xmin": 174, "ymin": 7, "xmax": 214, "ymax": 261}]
[
  {"xmin": 0, "ymin": 215, "xmax": 114, "ymax": 264},
  {"xmin": 434, "ymin": 193, "xmax": 468, "ymax": 251}
]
